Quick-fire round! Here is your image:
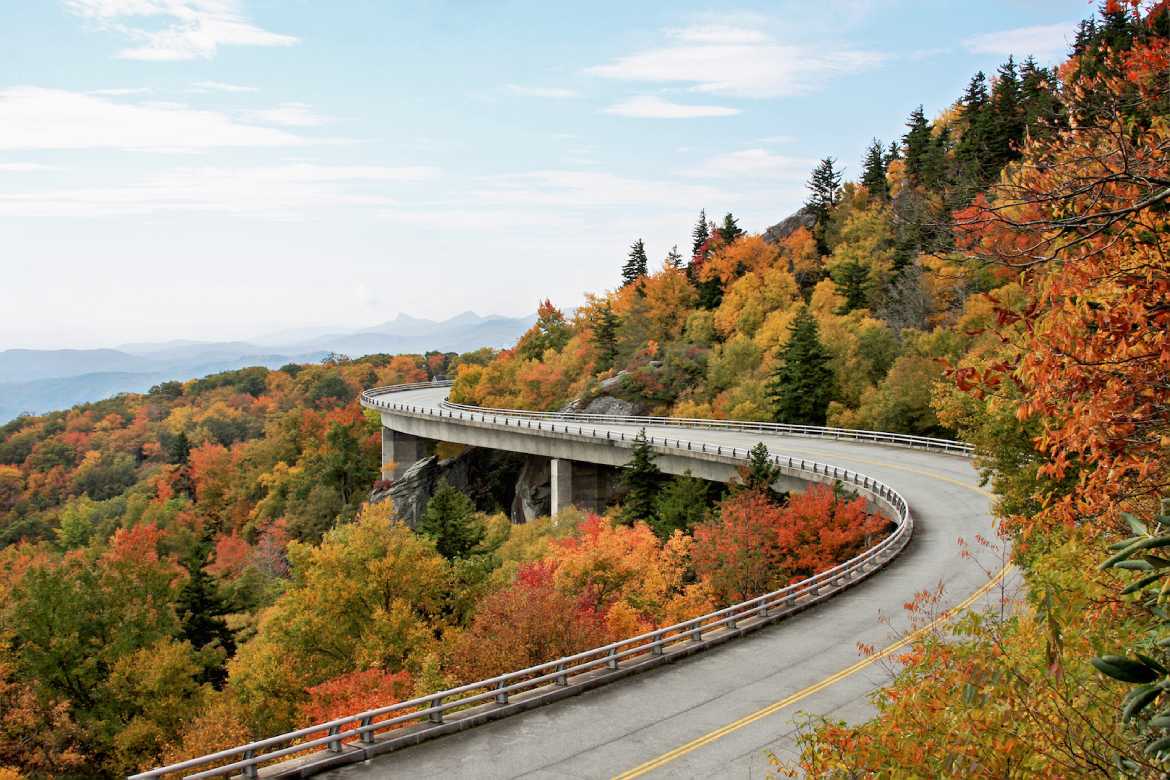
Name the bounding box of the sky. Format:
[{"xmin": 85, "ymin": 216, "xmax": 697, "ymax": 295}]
[{"xmin": 1, "ymin": 0, "xmax": 1094, "ymax": 349}]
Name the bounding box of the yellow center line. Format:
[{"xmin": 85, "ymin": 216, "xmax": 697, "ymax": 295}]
[{"xmin": 612, "ymin": 465, "xmax": 1001, "ymax": 779}]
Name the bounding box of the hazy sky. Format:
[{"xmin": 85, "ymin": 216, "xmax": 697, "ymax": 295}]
[{"xmin": 2, "ymin": 0, "xmax": 1090, "ymax": 349}]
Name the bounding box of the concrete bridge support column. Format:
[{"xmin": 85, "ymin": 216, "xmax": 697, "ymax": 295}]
[
  {"xmin": 382, "ymin": 428, "xmax": 434, "ymax": 481},
  {"xmin": 550, "ymin": 458, "xmax": 572, "ymax": 515}
]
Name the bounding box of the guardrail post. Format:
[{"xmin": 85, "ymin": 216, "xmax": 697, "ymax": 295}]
[
  {"xmin": 651, "ymin": 636, "xmax": 664, "ymax": 656},
  {"xmin": 555, "ymin": 663, "xmax": 568, "ymax": 686},
  {"xmin": 607, "ymin": 647, "xmax": 619, "ymax": 670},
  {"xmin": 727, "ymin": 612, "xmax": 738, "ymax": 629},
  {"xmin": 359, "ymin": 715, "xmax": 374, "ymax": 744},
  {"xmin": 327, "ymin": 724, "xmax": 343, "ymax": 753},
  {"xmin": 428, "ymin": 697, "xmax": 444, "ymax": 724},
  {"xmin": 495, "ymin": 681, "xmax": 509, "ymax": 705},
  {"xmin": 690, "ymin": 625, "xmax": 702, "ymax": 642},
  {"xmin": 757, "ymin": 601, "xmax": 768, "ymax": 617},
  {"xmin": 243, "ymin": 750, "xmax": 259, "ymax": 779}
]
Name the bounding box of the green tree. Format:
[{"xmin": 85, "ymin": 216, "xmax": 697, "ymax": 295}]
[
  {"xmin": 619, "ymin": 429, "xmax": 663, "ymax": 526},
  {"xmin": 860, "ymin": 138, "xmax": 889, "ymax": 200},
  {"xmin": 766, "ymin": 306, "xmax": 835, "ymax": 426},
  {"xmin": 691, "ymin": 209, "xmax": 709, "ymax": 257},
  {"xmin": 592, "ymin": 301, "xmax": 620, "ymax": 373},
  {"xmin": 176, "ymin": 542, "xmax": 235, "ymax": 687},
  {"xmin": 740, "ymin": 442, "xmax": 780, "ymax": 494},
  {"xmin": 831, "ymin": 260, "xmax": 870, "ymax": 313},
  {"xmin": 805, "ymin": 158, "xmax": 842, "ymax": 254},
  {"xmin": 902, "ymin": 105, "xmax": 932, "ymax": 185},
  {"xmin": 720, "ymin": 212, "xmax": 744, "ymax": 243},
  {"xmin": 652, "ymin": 471, "xmax": 710, "ymax": 539},
  {"xmin": 418, "ymin": 479, "xmax": 485, "ymax": 559},
  {"xmin": 666, "ymin": 244, "xmax": 683, "ymax": 269},
  {"xmin": 622, "ymin": 238, "xmax": 649, "ymax": 287}
]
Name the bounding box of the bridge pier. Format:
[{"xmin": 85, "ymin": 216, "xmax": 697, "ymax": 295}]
[
  {"xmin": 550, "ymin": 458, "xmax": 618, "ymax": 515},
  {"xmin": 381, "ymin": 428, "xmax": 434, "ymax": 481}
]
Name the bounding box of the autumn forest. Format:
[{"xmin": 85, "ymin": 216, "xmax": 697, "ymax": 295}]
[{"xmin": 3, "ymin": 2, "xmax": 1170, "ymax": 777}]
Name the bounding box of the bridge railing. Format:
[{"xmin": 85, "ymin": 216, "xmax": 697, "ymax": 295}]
[
  {"xmin": 134, "ymin": 381, "xmax": 921, "ymax": 779},
  {"xmin": 359, "ymin": 381, "xmax": 972, "ymax": 456}
]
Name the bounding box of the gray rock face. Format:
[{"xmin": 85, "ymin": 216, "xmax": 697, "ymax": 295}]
[
  {"xmin": 382, "ymin": 455, "xmax": 439, "ymax": 528},
  {"xmin": 510, "ymin": 454, "xmax": 550, "ymax": 523},
  {"xmin": 579, "ymin": 395, "xmax": 640, "ymax": 417},
  {"xmin": 762, "ymin": 207, "xmax": 816, "ymax": 245}
]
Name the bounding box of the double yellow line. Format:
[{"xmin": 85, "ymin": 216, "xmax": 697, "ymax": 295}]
[{"xmin": 613, "ymin": 467, "xmax": 1006, "ymax": 779}]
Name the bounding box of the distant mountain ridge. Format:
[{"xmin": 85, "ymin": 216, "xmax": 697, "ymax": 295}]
[{"xmin": 0, "ymin": 311, "xmax": 535, "ymax": 422}]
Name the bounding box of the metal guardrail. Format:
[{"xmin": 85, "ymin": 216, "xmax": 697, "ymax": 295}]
[
  {"xmin": 436, "ymin": 397, "xmax": 972, "ymax": 456},
  {"xmin": 133, "ymin": 380, "xmax": 942, "ymax": 780}
]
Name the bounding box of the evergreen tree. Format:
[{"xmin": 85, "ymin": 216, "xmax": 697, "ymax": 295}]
[
  {"xmin": 956, "ymin": 71, "xmax": 993, "ymax": 186},
  {"xmin": 987, "ymin": 56, "xmax": 1025, "ymax": 170},
  {"xmin": 1019, "ymin": 56, "xmax": 1063, "ymax": 135},
  {"xmin": 592, "ymin": 301, "xmax": 620, "ymax": 373},
  {"xmin": 740, "ymin": 442, "xmax": 780, "ymax": 494},
  {"xmin": 831, "ymin": 261, "xmax": 870, "ymax": 313},
  {"xmin": 619, "ymin": 429, "xmax": 664, "ymax": 526},
  {"xmin": 806, "ymin": 157, "xmax": 843, "ymax": 255},
  {"xmin": 652, "ymin": 471, "xmax": 710, "ymax": 539},
  {"xmin": 885, "ymin": 141, "xmax": 901, "ymax": 165},
  {"xmin": 621, "ymin": 238, "xmax": 649, "ymax": 288},
  {"xmin": 165, "ymin": 430, "xmax": 191, "ymax": 465},
  {"xmin": 177, "ymin": 542, "xmax": 235, "ymax": 687},
  {"xmin": 720, "ymin": 212, "xmax": 744, "ymax": 243},
  {"xmin": 666, "ymin": 245, "xmax": 683, "ymax": 269},
  {"xmin": 765, "ymin": 306, "xmax": 835, "ymax": 426},
  {"xmin": 691, "ymin": 209, "xmax": 709, "ymax": 257},
  {"xmin": 861, "ymin": 139, "xmax": 889, "ymax": 200},
  {"xmin": 418, "ymin": 479, "xmax": 485, "ymax": 559},
  {"xmin": 902, "ymin": 105, "xmax": 932, "ymax": 185}
]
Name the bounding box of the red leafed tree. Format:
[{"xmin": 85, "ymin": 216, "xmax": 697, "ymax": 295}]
[
  {"xmin": 447, "ymin": 561, "xmax": 607, "ymax": 682},
  {"xmin": 300, "ymin": 669, "xmax": 414, "ymax": 727},
  {"xmin": 693, "ymin": 485, "xmax": 889, "ymax": 603}
]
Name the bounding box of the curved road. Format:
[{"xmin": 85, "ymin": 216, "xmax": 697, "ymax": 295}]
[{"xmin": 334, "ymin": 385, "xmax": 1005, "ymax": 779}]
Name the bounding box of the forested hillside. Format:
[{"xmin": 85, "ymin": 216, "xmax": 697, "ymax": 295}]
[{"xmin": 2, "ymin": 2, "xmax": 1169, "ymax": 777}]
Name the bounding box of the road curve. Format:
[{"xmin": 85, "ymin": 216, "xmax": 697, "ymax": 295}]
[{"xmin": 323, "ymin": 385, "xmax": 1004, "ymax": 779}]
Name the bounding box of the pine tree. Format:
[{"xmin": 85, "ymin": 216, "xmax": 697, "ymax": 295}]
[
  {"xmin": 902, "ymin": 106, "xmax": 932, "ymax": 185},
  {"xmin": 419, "ymin": 479, "xmax": 485, "ymax": 559},
  {"xmin": 177, "ymin": 541, "xmax": 236, "ymax": 687},
  {"xmin": 765, "ymin": 306, "xmax": 835, "ymax": 425},
  {"xmin": 652, "ymin": 471, "xmax": 710, "ymax": 538},
  {"xmin": 885, "ymin": 141, "xmax": 901, "ymax": 165},
  {"xmin": 831, "ymin": 261, "xmax": 869, "ymax": 313},
  {"xmin": 987, "ymin": 56, "xmax": 1024, "ymax": 170},
  {"xmin": 592, "ymin": 301, "xmax": 619, "ymax": 373},
  {"xmin": 860, "ymin": 139, "xmax": 889, "ymax": 200},
  {"xmin": 806, "ymin": 158, "xmax": 842, "ymax": 255},
  {"xmin": 619, "ymin": 429, "xmax": 664, "ymax": 526},
  {"xmin": 666, "ymin": 245, "xmax": 683, "ymax": 269},
  {"xmin": 740, "ymin": 442, "xmax": 780, "ymax": 494},
  {"xmin": 621, "ymin": 238, "xmax": 649, "ymax": 287},
  {"xmin": 691, "ymin": 209, "xmax": 709, "ymax": 257},
  {"xmin": 720, "ymin": 212, "xmax": 744, "ymax": 243},
  {"xmin": 956, "ymin": 71, "xmax": 993, "ymax": 186}
]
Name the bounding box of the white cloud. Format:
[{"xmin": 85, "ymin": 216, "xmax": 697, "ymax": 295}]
[
  {"xmin": 505, "ymin": 84, "xmax": 579, "ymax": 99},
  {"xmin": 685, "ymin": 148, "xmax": 814, "ymax": 179},
  {"xmin": 66, "ymin": 0, "xmax": 298, "ymax": 61},
  {"xmin": 603, "ymin": 95, "xmax": 739, "ymax": 119},
  {"xmin": 0, "ymin": 163, "xmax": 438, "ymax": 217},
  {"xmin": 473, "ymin": 170, "xmax": 729, "ymax": 210},
  {"xmin": 0, "ymin": 87, "xmax": 311, "ymax": 151},
  {"xmin": 189, "ymin": 80, "xmax": 258, "ymax": 93},
  {"xmin": 587, "ymin": 22, "xmax": 886, "ymax": 98},
  {"xmin": 0, "ymin": 162, "xmax": 59, "ymax": 172},
  {"xmin": 963, "ymin": 22, "xmax": 1077, "ymax": 60},
  {"xmin": 245, "ymin": 102, "xmax": 331, "ymax": 127},
  {"xmin": 89, "ymin": 87, "xmax": 153, "ymax": 96}
]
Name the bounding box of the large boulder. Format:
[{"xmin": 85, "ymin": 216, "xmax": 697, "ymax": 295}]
[
  {"xmin": 560, "ymin": 370, "xmax": 649, "ymax": 418},
  {"xmin": 371, "ymin": 446, "xmax": 525, "ymax": 527}
]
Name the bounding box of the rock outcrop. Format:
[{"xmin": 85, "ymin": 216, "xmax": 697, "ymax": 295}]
[
  {"xmin": 510, "ymin": 454, "xmax": 550, "ymax": 523},
  {"xmin": 370, "ymin": 446, "xmax": 525, "ymax": 527},
  {"xmin": 762, "ymin": 207, "xmax": 817, "ymax": 245}
]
